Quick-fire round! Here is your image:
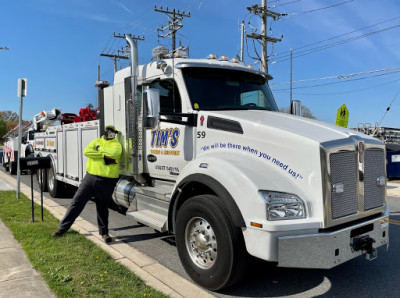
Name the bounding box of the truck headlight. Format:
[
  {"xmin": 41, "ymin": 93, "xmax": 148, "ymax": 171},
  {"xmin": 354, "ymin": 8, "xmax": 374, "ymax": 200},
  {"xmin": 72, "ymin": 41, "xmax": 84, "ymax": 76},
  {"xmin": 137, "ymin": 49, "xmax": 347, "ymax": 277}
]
[{"xmin": 260, "ymin": 191, "xmax": 306, "ymax": 221}]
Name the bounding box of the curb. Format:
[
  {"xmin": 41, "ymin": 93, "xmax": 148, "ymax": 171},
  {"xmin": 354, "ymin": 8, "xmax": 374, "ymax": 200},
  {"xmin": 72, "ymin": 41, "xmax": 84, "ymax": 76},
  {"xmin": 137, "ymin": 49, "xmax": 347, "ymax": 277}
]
[{"xmin": 0, "ymin": 171, "xmax": 214, "ymax": 298}]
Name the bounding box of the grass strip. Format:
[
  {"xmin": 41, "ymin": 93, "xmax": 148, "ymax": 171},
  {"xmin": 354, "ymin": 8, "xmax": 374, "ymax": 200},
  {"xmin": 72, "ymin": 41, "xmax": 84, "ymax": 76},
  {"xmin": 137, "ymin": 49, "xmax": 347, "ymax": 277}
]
[{"xmin": 0, "ymin": 190, "xmax": 167, "ymax": 297}]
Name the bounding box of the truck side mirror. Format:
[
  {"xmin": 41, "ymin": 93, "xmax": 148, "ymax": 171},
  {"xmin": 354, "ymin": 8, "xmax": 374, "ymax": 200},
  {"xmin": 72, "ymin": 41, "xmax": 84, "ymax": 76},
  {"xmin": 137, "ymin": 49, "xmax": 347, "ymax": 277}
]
[
  {"xmin": 290, "ymin": 100, "xmax": 302, "ymax": 116},
  {"xmin": 143, "ymin": 88, "xmax": 160, "ymax": 128},
  {"xmin": 22, "ymin": 134, "xmax": 27, "ymax": 144}
]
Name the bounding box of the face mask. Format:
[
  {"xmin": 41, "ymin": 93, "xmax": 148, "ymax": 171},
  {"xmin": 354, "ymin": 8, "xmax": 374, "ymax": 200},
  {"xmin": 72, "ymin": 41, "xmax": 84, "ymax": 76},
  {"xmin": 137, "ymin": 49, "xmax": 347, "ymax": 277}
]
[{"xmin": 105, "ymin": 130, "xmax": 116, "ymax": 140}]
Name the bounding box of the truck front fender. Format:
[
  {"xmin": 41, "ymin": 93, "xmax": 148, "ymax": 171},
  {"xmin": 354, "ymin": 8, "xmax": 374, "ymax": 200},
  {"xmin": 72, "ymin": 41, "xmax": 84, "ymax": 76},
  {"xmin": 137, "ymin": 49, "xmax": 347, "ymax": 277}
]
[
  {"xmin": 169, "ymin": 173, "xmax": 246, "ymax": 233},
  {"xmin": 169, "ymin": 155, "xmax": 270, "ymax": 233}
]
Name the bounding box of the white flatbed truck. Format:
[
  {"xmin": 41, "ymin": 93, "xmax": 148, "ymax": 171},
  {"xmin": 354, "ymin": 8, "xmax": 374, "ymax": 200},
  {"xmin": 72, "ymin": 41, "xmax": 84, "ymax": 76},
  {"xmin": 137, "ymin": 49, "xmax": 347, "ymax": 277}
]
[{"xmin": 34, "ymin": 36, "xmax": 389, "ymax": 290}]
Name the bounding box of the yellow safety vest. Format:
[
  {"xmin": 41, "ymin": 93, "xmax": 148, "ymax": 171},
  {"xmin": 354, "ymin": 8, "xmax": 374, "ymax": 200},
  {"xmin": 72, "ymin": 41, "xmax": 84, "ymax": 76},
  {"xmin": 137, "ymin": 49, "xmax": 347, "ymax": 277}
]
[{"xmin": 83, "ymin": 136, "xmax": 122, "ymax": 178}]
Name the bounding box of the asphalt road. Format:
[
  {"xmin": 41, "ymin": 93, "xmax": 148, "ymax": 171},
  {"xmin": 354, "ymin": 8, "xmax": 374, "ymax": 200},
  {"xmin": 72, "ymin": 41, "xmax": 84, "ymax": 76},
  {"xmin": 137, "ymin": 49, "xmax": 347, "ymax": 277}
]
[{"xmin": 4, "ymin": 168, "xmax": 400, "ymax": 297}]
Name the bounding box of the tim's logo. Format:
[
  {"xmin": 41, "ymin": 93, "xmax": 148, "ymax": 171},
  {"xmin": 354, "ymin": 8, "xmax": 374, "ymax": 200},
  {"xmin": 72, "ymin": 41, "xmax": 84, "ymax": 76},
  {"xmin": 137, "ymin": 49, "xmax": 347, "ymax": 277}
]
[{"xmin": 151, "ymin": 128, "xmax": 180, "ymax": 148}]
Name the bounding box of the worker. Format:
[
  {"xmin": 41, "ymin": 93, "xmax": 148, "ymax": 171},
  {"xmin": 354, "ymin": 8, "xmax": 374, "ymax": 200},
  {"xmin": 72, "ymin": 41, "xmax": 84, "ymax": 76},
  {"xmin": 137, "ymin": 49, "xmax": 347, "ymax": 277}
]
[{"xmin": 52, "ymin": 125, "xmax": 122, "ymax": 243}]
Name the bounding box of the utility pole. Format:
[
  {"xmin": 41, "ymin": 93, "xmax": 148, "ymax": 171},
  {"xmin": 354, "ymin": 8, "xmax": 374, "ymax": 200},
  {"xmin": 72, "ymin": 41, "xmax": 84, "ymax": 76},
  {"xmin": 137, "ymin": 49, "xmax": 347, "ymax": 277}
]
[
  {"xmin": 240, "ymin": 21, "xmax": 245, "ymax": 62},
  {"xmin": 261, "ymin": 0, "xmax": 268, "ymax": 72},
  {"xmin": 154, "ymin": 6, "xmax": 191, "ymax": 52},
  {"xmin": 113, "ymin": 33, "xmax": 145, "ymax": 43},
  {"xmin": 100, "ymin": 33, "xmax": 143, "ymax": 75},
  {"xmin": 100, "ymin": 52, "xmax": 129, "ymax": 74},
  {"xmin": 247, "ymin": 1, "xmax": 283, "ymax": 73},
  {"xmin": 290, "ymin": 49, "xmax": 293, "ymax": 112}
]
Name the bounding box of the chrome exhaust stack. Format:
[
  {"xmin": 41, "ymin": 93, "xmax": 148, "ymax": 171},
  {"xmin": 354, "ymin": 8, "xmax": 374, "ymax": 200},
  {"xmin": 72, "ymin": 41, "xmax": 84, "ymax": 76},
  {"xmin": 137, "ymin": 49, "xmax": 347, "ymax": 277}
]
[{"xmin": 125, "ymin": 34, "xmax": 146, "ymax": 184}]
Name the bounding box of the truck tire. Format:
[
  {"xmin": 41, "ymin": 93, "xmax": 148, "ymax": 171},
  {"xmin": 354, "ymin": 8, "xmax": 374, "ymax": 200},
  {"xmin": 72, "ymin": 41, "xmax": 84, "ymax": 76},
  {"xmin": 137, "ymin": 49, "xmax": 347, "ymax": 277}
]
[
  {"xmin": 2, "ymin": 157, "xmax": 8, "ymax": 171},
  {"xmin": 47, "ymin": 162, "xmax": 64, "ymax": 198},
  {"xmin": 37, "ymin": 168, "xmax": 48, "ymax": 192},
  {"xmin": 25, "ymin": 145, "xmax": 34, "ymax": 158},
  {"xmin": 9, "ymin": 161, "xmax": 17, "ymax": 175},
  {"xmin": 175, "ymin": 195, "xmax": 248, "ymax": 290}
]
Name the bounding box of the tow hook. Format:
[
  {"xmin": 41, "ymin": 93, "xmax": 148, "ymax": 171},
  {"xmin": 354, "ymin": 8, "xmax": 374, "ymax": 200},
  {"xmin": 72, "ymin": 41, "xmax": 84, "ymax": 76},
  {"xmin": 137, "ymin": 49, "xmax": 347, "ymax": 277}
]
[{"xmin": 351, "ymin": 235, "xmax": 377, "ymax": 261}]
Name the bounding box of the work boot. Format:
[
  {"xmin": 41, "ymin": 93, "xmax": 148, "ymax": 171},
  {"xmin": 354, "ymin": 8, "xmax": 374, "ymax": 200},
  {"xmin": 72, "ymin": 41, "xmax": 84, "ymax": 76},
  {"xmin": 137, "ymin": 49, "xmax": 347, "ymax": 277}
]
[
  {"xmin": 52, "ymin": 229, "xmax": 67, "ymax": 238},
  {"xmin": 102, "ymin": 234, "xmax": 112, "ymax": 243}
]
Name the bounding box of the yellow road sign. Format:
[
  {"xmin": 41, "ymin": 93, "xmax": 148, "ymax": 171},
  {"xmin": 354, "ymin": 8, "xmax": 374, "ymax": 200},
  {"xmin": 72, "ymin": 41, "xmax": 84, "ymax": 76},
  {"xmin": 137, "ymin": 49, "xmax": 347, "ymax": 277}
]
[{"xmin": 336, "ymin": 104, "xmax": 349, "ymax": 128}]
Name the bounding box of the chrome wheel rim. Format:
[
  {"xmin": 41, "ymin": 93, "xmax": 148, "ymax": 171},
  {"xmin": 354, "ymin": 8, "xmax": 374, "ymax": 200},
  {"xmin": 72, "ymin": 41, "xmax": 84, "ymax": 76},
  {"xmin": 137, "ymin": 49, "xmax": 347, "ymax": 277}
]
[
  {"xmin": 185, "ymin": 217, "xmax": 217, "ymax": 269},
  {"xmin": 48, "ymin": 167, "xmax": 54, "ymax": 191}
]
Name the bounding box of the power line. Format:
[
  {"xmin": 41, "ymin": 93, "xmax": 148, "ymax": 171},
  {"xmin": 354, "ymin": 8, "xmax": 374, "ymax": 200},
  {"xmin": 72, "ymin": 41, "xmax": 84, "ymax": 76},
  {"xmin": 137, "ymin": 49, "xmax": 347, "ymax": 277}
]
[
  {"xmin": 274, "ymin": 15, "xmax": 400, "ymax": 58},
  {"xmin": 271, "ymin": 66, "xmax": 400, "ymax": 86},
  {"xmin": 377, "ymin": 86, "xmax": 400, "ymax": 127},
  {"xmin": 272, "ymin": 70, "xmax": 400, "ymax": 91},
  {"xmin": 271, "ymin": 23, "xmax": 400, "ymax": 63},
  {"xmin": 272, "ymin": 0, "xmax": 302, "ymax": 7},
  {"xmin": 298, "ymin": 0, "xmax": 354, "ymax": 14},
  {"xmin": 273, "ymin": 77, "xmax": 400, "ymax": 96}
]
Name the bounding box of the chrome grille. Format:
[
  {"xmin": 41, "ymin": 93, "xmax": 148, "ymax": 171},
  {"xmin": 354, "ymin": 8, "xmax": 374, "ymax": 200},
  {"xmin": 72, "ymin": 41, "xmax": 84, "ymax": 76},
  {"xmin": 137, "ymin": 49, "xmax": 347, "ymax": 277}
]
[
  {"xmin": 330, "ymin": 151, "xmax": 358, "ymax": 219},
  {"xmin": 364, "ymin": 149, "xmax": 385, "ymax": 210}
]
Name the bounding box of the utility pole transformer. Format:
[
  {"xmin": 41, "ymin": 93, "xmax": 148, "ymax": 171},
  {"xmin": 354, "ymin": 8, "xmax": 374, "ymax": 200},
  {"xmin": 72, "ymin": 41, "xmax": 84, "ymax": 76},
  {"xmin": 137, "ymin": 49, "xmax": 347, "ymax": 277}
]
[
  {"xmin": 154, "ymin": 6, "xmax": 191, "ymax": 52},
  {"xmin": 247, "ymin": 0, "xmax": 283, "ymax": 73}
]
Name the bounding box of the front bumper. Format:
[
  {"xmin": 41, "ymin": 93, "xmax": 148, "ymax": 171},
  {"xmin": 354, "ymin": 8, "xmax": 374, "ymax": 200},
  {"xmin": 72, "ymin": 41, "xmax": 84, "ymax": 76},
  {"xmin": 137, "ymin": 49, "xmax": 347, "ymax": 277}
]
[{"xmin": 278, "ymin": 208, "xmax": 389, "ymax": 269}]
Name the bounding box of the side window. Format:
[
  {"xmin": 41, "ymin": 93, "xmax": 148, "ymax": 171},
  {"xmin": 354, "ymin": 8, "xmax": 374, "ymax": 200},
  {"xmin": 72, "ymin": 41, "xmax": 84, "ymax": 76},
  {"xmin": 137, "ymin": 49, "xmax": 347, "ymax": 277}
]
[
  {"xmin": 150, "ymin": 80, "xmax": 182, "ymax": 114},
  {"xmin": 241, "ymin": 90, "xmax": 268, "ymax": 108},
  {"xmin": 29, "ymin": 130, "xmax": 35, "ymax": 141}
]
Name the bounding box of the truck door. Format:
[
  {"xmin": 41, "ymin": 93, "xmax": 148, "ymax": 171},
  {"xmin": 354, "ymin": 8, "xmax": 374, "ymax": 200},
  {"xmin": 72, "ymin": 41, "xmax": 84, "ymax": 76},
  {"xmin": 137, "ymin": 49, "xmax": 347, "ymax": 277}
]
[{"xmin": 145, "ymin": 79, "xmax": 194, "ymax": 180}]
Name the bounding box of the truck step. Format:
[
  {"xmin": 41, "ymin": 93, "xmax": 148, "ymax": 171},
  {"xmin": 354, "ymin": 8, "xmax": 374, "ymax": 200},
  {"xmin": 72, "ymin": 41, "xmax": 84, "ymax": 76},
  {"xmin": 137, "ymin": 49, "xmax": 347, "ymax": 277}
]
[
  {"xmin": 135, "ymin": 182, "xmax": 174, "ymax": 202},
  {"xmin": 127, "ymin": 210, "xmax": 167, "ymax": 232}
]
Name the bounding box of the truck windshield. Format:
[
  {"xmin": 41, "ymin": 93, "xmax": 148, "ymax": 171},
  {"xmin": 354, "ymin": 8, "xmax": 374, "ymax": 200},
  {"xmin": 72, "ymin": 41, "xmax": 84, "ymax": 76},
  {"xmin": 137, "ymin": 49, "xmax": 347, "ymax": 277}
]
[{"xmin": 182, "ymin": 67, "xmax": 278, "ymax": 111}]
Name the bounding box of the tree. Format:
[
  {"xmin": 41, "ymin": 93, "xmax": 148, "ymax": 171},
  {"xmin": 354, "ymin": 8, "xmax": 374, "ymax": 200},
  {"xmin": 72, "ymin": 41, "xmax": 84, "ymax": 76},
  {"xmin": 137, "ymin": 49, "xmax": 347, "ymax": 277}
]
[
  {"xmin": 6, "ymin": 120, "xmax": 18, "ymax": 131},
  {"xmin": 0, "ymin": 110, "xmax": 18, "ymax": 122},
  {"xmin": 279, "ymin": 104, "xmax": 317, "ymax": 119},
  {"xmin": 0, "ymin": 119, "xmax": 7, "ymax": 139}
]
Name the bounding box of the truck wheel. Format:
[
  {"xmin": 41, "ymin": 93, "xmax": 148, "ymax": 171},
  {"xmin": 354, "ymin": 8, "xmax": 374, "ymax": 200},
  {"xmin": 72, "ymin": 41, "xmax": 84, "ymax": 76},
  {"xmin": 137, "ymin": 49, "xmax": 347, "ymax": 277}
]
[
  {"xmin": 175, "ymin": 195, "xmax": 247, "ymax": 290},
  {"xmin": 2, "ymin": 157, "xmax": 8, "ymax": 171},
  {"xmin": 47, "ymin": 163, "xmax": 64, "ymax": 198},
  {"xmin": 9, "ymin": 161, "xmax": 17, "ymax": 175},
  {"xmin": 37, "ymin": 168, "xmax": 48, "ymax": 192}
]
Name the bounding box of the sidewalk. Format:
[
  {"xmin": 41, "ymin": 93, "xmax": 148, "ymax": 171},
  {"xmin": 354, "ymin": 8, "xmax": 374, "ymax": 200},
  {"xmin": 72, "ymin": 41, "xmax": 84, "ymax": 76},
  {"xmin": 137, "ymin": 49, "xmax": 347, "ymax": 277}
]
[
  {"xmin": 0, "ymin": 172, "xmax": 213, "ymax": 298},
  {"xmin": 0, "ymin": 179, "xmax": 54, "ymax": 297},
  {"xmin": 387, "ymin": 180, "xmax": 400, "ymax": 197}
]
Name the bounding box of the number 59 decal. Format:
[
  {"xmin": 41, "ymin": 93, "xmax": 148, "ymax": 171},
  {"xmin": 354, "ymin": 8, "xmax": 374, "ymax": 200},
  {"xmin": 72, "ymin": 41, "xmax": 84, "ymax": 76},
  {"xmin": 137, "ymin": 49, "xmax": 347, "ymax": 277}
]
[{"xmin": 197, "ymin": 131, "xmax": 206, "ymax": 138}]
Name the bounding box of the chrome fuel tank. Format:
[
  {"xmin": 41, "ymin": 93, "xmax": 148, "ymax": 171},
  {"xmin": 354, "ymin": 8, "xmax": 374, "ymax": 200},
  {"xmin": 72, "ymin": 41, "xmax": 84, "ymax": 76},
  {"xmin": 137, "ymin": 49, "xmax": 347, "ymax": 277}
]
[{"xmin": 113, "ymin": 176, "xmax": 138, "ymax": 212}]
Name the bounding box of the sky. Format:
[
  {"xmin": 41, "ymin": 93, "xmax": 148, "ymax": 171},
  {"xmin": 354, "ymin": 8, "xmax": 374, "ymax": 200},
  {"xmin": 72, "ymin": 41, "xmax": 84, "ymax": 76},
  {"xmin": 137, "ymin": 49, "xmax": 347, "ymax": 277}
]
[{"xmin": 1, "ymin": 0, "xmax": 400, "ymax": 129}]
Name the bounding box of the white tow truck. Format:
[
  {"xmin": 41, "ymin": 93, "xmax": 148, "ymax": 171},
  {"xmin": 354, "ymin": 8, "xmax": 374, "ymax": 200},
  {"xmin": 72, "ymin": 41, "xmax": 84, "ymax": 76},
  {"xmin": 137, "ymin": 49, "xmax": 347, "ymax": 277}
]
[
  {"xmin": 3, "ymin": 128, "xmax": 35, "ymax": 174},
  {"xmin": 34, "ymin": 36, "xmax": 389, "ymax": 290},
  {"xmin": 2, "ymin": 108, "xmax": 61, "ymax": 175}
]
